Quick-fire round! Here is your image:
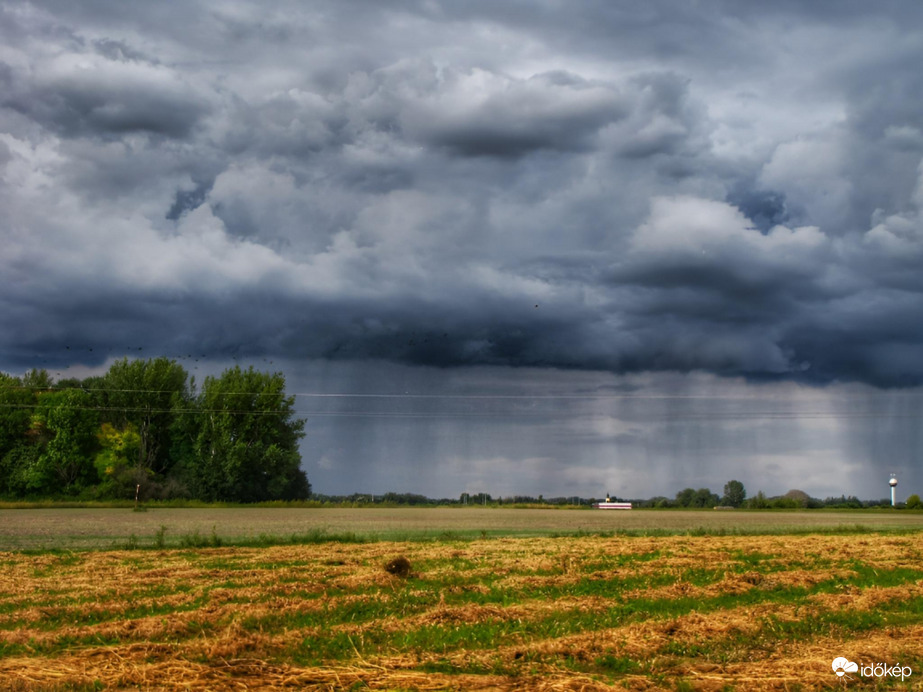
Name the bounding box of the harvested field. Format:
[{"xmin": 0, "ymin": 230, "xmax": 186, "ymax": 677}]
[
  {"xmin": 2, "ymin": 534, "xmax": 922, "ymax": 690},
  {"xmin": 2, "ymin": 507, "xmax": 923, "ymax": 550}
]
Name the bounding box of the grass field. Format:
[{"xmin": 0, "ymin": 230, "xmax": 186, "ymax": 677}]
[
  {"xmin": 2, "ymin": 532, "xmax": 922, "ymax": 690},
  {"xmin": 2, "ymin": 510, "xmax": 922, "ymax": 690},
  {"xmin": 2, "ymin": 507, "xmax": 923, "ymax": 550}
]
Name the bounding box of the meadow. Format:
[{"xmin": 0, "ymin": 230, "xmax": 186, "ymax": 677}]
[
  {"xmin": 1, "ymin": 510, "xmax": 922, "ymax": 690},
  {"xmin": 3, "ymin": 506, "xmax": 923, "ymax": 550}
]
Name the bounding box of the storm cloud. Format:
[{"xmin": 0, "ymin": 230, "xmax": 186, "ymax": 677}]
[
  {"xmin": 0, "ymin": 2, "xmax": 919, "ymax": 385},
  {"xmin": 4, "ymin": 1, "xmax": 923, "ymax": 497},
  {"xmin": 4, "ymin": 1, "xmax": 923, "ymax": 386}
]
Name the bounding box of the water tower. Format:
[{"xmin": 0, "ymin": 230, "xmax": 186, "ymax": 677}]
[{"xmin": 889, "ymin": 474, "xmax": 898, "ymax": 507}]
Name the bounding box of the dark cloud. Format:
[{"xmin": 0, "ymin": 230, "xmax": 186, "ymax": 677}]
[
  {"xmin": 1, "ymin": 54, "xmax": 210, "ymax": 139},
  {"xmin": 399, "ymin": 69, "xmax": 628, "ymax": 158},
  {"xmin": 3, "ymin": 0, "xmax": 923, "ymax": 391}
]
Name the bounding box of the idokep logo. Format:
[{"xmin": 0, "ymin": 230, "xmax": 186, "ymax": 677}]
[
  {"xmin": 832, "ymin": 657, "xmax": 858, "ymax": 678},
  {"xmin": 832, "ymin": 657, "xmax": 913, "ymax": 681}
]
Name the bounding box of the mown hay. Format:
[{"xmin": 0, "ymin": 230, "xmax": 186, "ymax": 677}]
[
  {"xmin": 383, "ymin": 555, "xmax": 413, "ymax": 578},
  {"xmin": 2, "ymin": 534, "xmax": 922, "ymax": 691}
]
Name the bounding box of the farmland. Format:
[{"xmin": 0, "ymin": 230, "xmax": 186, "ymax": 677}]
[
  {"xmin": 2, "ymin": 507, "xmax": 923, "ymax": 551},
  {"xmin": 1, "ymin": 511, "xmax": 922, "ymax": 690}
]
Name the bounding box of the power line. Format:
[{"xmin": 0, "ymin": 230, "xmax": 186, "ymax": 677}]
[
  {"xmin": 6, "ymin": 384, "xmax": 919, "ymax": 405},
  {"xmin": 0, "ymin": 401, "xmax": 915, "ymax": 420},
  {"xmin": 0, "ymin": 403, "xmax": 296, "ymax": 416}
]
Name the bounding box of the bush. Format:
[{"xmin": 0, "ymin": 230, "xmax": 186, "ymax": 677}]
[{"xmin": 747, "ymin": 491, "xmax": 768, "ymax": 509}]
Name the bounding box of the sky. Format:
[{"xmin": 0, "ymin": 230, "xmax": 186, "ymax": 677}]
[{"xmin": 2, "ymin": 1, "xmax": 923, "ymax": 499}]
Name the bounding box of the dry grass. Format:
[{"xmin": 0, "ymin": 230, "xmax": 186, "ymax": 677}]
[{"xmin": 1, "ymin": 534, "xmax": 922, "ymax": 690}]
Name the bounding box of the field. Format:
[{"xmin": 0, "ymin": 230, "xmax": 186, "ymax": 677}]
[
  {"xmin": 1, "ymin": 511, "xmax": 922, "ymax": 690},
  {"xmin": 3, "ymin": 507, "xmax": 923, "ymax": 550}
]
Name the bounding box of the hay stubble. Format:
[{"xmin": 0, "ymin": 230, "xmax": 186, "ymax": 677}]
[{"xmin": 1, "ymin": 534, "xmax": 922, "ymax": 690}]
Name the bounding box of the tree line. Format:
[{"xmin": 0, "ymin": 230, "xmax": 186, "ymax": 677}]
[
  {"xmin": 636, "ymin": 482, "xmax": 915, "ymax": 509},
  {"xmin": 0, "ymin": 359, "xmax": 309, "ymax": 502}
]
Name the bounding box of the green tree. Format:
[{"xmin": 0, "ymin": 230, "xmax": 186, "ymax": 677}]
[
  {"xmin": 22, "ymin": 369, "xmax": 53, "ymax": 391},
  {"xmin": 906, "ymin": 494, "xmax": 922, "ymax": 509},
  {"xmin": 675, "ymin": 488, "xmax": 696, "ymax": 507},
  {"xmin": 186, "ymin": 366, "xmax": 308, "ymax": 502},
  {"xmin": 747, "ymin": 491, "xmax": 768, "ymax": 509},
  {"xmin": 693, "ymin": 488, "xmax": 719, "ymax": 508},
  {"xmin": 0, "ymin": 370, "xmax": 52, "ymax": 484},
  {"xmin": 102, "ymin": 358, "xmax": 190, "ymax": 477},
  {"xmin": 722, "ymin": 480, "xmax": 746, "ymax": 507},
  {"xmin": 30, "ymin": 389, "xmax": 99, "ymax": 494},
  {"xmin": 0, "ymin": 444, "xmax": 42, "ymax": 497},
  {"xmin": 94, "ymin": 422, "xmax": 145, "ymax": 499},
  {"xmin": 0, "ymin": 373, "xmax": 35, "ymax": 497}
]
